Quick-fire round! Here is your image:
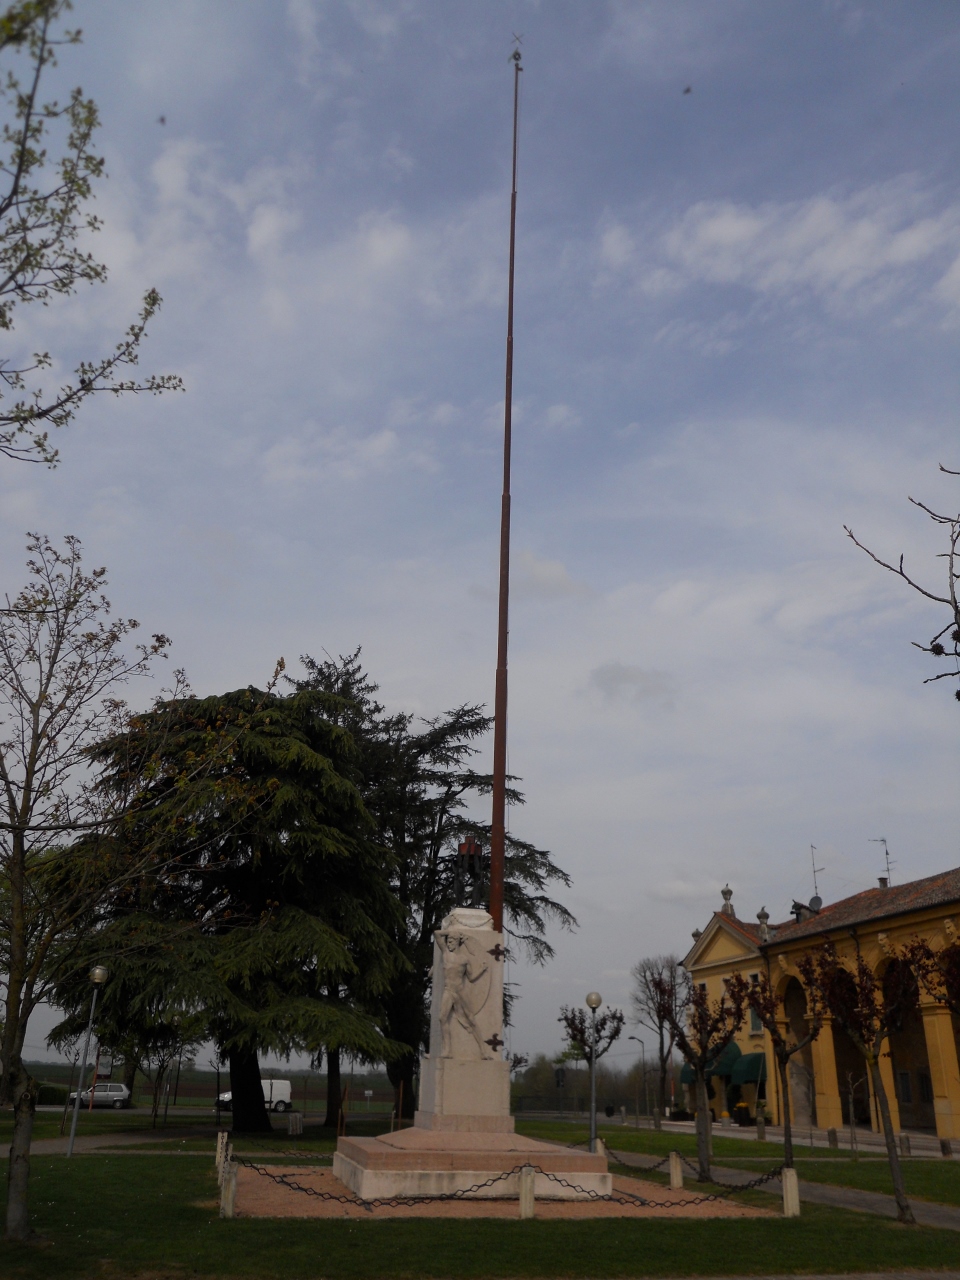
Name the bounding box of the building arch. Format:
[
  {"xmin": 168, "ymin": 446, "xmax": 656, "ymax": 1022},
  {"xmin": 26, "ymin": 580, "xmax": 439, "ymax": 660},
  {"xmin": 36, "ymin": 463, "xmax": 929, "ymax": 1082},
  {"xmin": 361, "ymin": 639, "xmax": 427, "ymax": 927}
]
[
  {"xmin": 881, "ymin": 957, "xmax": 936, "ymax": 1131},
  {"xmin": 781, "ymin": 976, "xmax": 816, "ymax": 1127}
]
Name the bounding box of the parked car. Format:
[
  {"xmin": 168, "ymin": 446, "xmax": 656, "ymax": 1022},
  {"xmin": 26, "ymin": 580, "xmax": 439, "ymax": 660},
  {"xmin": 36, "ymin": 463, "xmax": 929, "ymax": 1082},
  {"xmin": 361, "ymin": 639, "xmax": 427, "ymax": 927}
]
[
  {"xmin": 68, "ymin": 1082, "xmax": 131, "ymax": 1110},
  {"xmin": 217, "ymin": 1079, "xmax": 292, "ymax": 1112}
]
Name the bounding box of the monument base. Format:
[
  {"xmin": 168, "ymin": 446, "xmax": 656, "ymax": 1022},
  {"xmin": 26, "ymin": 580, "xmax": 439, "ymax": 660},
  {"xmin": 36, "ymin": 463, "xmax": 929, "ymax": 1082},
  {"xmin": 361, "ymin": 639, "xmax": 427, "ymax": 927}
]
[{"xmin": 332, "ymin": 1123, "xmax": 611, "ymax": 1200}]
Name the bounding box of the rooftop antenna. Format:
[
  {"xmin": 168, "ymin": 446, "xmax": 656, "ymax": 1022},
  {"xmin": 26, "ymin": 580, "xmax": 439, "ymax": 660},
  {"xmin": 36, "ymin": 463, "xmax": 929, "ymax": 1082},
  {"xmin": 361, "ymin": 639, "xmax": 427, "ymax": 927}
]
[
  {"xmin": 488, "ymin": 41, "xmax": 523, "ymax": 934},
  {"xmin": 870, "ymin": 837, "xmax": 894, "ymax": 886},
  {"xmin": 810, "ymin": 845, "xmax": 824, "ymax": 901}
]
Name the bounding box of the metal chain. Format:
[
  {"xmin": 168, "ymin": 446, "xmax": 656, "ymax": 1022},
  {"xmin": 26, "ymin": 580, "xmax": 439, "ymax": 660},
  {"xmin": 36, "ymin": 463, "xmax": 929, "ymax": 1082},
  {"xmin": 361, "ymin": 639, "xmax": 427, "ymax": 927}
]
[
  {"xmin": 233, "ymin": 1157, "xmax": 775, "ymax": 1211},
  {"xmin": 676, "ymin": 1153, "xmax": 785, "ymax": 1193}
]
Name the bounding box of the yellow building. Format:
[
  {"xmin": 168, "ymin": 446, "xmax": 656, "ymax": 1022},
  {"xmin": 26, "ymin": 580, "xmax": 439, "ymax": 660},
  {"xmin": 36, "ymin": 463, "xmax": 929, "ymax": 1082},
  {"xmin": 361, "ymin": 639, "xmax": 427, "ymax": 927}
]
[{"xmin": 681, "ymin": 871, "xmax": 960, "ymax": 1141}]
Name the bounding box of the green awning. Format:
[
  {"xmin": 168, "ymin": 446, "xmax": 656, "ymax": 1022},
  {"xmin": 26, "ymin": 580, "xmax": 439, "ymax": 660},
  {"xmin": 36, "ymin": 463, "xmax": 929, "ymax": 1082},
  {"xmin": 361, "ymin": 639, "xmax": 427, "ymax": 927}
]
[
  {"xmin": 679, "ymin": 1042, "xmax": 742, "ymax": 1084},
  {"xmin": 730, "ymin": 1052, "xmax": 766, "ymax": 1085}
]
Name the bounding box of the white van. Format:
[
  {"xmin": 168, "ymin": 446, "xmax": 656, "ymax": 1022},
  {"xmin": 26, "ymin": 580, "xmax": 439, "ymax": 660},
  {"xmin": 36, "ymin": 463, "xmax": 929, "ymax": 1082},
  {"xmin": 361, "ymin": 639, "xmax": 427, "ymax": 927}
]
[{"xmin": 217, "ymin": 1078, "xmax": 292, "ymax": 1112}]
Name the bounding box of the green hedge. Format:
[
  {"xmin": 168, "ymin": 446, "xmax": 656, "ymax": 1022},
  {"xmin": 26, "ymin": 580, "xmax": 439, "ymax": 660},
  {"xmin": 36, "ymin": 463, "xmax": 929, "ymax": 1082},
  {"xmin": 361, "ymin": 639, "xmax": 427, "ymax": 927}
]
[{"xmin": 37, "ymin": 1082, "xmax": 69, "ymax": 1105}]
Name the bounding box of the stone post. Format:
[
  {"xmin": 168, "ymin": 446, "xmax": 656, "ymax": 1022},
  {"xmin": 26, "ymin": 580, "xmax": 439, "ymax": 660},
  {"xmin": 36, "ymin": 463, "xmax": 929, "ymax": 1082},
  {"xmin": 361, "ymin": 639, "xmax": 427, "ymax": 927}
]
[
  {"xmin": 756, "ymin": 1115, "xmax": 766, "ymax": 1141},
  {"xmin": 220, "ymin": 1159, "xmax": 237, "ymax": 1219},
  {"xmin": 920, "ymin": 999, "xmax": 960, "ymax": 1141},
  {"xmin": 781, "ymin": 1167, "xmax": 800, "ymax": 1217},
  {"xmin": 899, "ymin": 1132, "xmax": 911, "ymax": 1157},
  {"xmin": 653, "ymin": 1107, "xmax": 661, "ymax": 1131},
  {"xmin": 668, "ymin": 1150, "xmax": 683, "ymax": 1190},
  {"xmin": 827, "ymin": 1127, "xmax": 838, "ymax": 1149},
  {"xmin": 518, "ymin": 1165, "xmax": 535, "ymax": 1218}
]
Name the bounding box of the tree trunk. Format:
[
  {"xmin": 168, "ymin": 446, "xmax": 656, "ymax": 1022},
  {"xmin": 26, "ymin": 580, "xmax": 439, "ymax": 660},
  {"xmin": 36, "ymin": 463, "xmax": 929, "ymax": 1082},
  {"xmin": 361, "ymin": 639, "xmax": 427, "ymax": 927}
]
[
  {"xmin": 324, "ymin": 1046, "xmax": 341, "ymax": 1129},
  {"xmin": 228, "ymin": 1043, "xmax": 272, "ymax": 1133},
  {"xmin": 5, "ymin": 1060, "xmax": 37, "ymax": 1242},
  {"xmin": 387, "ymin": 1051, "xmax": 417, "ymax": 1121},
  {"xmin": 694, "ymin": 1070, "xmax": 711, "ymax": 1182},
  {"xmin": 122, "ymin": 1056, "xmax": 137, "ymax": 1095},
  {"xmin": 658, "ymin": 1025, "xmax": 667, "ymax": 1112},
  {"xmin": 868, "ymin": 1055, "xmax": 915, "ymax": 1225},
  {"xmin": 778, "ymin": 1055, "xmax": 794, "ymax": 1167}
]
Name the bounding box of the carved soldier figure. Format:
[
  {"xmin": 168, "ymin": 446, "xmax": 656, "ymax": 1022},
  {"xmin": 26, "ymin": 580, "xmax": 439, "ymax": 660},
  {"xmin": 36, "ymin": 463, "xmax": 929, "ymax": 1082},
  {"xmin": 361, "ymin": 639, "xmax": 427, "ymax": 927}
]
[{"xmin": 438, "ymin": 932, "xmax": 491, "ymax": 1058}]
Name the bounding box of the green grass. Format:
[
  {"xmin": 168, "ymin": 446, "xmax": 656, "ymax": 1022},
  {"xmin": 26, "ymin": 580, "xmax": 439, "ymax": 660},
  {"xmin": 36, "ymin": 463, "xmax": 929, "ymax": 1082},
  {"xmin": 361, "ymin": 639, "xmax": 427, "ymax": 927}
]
[
  {"xmin": 1, "ymin": 1155, "xmax": 959, "ymax": 1280},
  {"xmin": 0, "ymin": 1109, "xmax": 222, "ymax": 1145},
  {"xmin": 515, "ymin": 1118, "xmax": 851, "ymax": 1162},
  {"xmin": 719, "ymin": 1154, "xmax": 960, "ymax": 1207}
]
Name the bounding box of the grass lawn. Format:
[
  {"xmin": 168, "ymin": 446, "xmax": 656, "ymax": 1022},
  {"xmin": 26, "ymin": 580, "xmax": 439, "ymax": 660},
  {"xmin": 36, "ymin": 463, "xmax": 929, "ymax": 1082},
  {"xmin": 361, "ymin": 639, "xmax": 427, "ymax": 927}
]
[
  {"xmin": 1, "ymin": 1156, "xmax": 959, "ymax": 1280},
  {"xmin": 0, "ymin": 1109, "xmax": 221, "ymax": 1144},
  {"xmin": 718, "ymin": 1154, "xmax": 960, "ymax": 1207},
  {"xmin": 515, "ymin": 1118, "xmax": 850, "ymax": 1162}
]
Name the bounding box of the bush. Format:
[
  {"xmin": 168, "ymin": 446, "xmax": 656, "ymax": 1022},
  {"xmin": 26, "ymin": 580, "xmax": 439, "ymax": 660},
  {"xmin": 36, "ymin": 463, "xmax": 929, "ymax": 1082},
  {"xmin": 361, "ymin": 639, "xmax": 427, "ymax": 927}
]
[{"xmin": 37, "ymin": 1082, "xmax": 68, "ymax": 1105}]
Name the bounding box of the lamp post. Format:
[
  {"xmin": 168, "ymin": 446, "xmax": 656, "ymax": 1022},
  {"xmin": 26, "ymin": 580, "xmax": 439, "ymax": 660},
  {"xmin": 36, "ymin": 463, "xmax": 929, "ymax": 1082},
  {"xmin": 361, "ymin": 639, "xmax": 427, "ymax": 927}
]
[
  {"xmin": 66, "ymin": 965, "xmax": 108, "ymax": 1158},
  {"xmin": 586, "ymin": 992, "xmax": 602, "ymax": 1153},
  {"xmin": 628, "ymin": 1035, "xmax": 647, "ymax": 1120}
]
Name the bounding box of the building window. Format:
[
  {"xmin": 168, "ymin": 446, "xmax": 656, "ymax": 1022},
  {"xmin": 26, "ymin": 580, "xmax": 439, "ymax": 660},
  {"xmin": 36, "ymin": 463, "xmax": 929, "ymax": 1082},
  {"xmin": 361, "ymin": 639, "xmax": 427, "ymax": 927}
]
[
  {"xmin": 897, "ymin": 1071, "xmax": 912, "ymax": 1105},
  {"xmin": 748, "ymin": 974, "xmax": 762, "ymax": 1032},
  {"xmin": 699, "ymin": 983, "xmax": 707, "ymax": 994},
  {"xmin": 919, "ymin": 1073, "xmax": 934, "ymax": 1105}
]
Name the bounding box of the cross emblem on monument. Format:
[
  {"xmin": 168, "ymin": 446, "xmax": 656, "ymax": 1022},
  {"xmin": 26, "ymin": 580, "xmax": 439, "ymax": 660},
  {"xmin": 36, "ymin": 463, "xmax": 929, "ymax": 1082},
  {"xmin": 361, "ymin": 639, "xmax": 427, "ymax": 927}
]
[
  {"xmin": 487, "ymin": 944, "xmax": 506, "ymax": 961},
  {"xmin": 485, "ymin": 1033, "xmax": 504, "ymax": 1052}
]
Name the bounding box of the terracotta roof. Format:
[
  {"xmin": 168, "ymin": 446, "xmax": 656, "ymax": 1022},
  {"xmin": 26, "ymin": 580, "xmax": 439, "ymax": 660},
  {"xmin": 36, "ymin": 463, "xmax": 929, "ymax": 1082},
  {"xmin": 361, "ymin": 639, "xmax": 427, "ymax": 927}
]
[
  {"xmin": 714, "ymin": 912, "xmax": 762, "ymax": 946},
  {"xmin": 762, "ymin": 866, "xmax": 960, "ymax": 946}
]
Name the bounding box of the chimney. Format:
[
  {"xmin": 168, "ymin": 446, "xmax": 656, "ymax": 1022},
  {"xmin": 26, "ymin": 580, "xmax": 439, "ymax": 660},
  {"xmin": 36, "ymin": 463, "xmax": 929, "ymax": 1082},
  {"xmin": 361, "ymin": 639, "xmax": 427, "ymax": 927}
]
[{"xmin": 878, "ymin": 876, "xmax": 888, "ymax": 889}]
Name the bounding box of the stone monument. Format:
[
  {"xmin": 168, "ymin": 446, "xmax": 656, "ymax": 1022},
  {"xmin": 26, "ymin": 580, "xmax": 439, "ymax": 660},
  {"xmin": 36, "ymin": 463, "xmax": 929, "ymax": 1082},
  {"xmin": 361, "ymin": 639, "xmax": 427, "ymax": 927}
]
[{"xmin": 332, "ymin": 908, "xmax": 611, "ymax": 1200}]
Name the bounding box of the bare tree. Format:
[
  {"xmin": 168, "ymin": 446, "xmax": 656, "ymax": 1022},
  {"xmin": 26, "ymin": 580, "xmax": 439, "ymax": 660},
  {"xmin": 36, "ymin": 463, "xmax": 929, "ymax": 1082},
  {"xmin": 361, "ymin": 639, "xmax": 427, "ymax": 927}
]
[
  {"xmin": 0, "ymin": 534, "xmax": 168, "ymax": 1240},
  {"xmin": 727, "ymin": 970, "xmax": 822, "ymax": 1167},
  {"xmin": 845, "ymin": 465, "xmax": 960, "ymax": 701},
  {"xmin": 798, "ymin": 942, "xmax": 916, "ymax": 1225},
  {"xmin": 0, "ymin": 1, "xmax": 180, "ymax": 466},
  {"xmin": 631, "ymin": 954, "xmax": 680, "ymax": 1112},
  {"xmin": 650, "ymin": 968, "xmax": 745, "ymax": 1182}
]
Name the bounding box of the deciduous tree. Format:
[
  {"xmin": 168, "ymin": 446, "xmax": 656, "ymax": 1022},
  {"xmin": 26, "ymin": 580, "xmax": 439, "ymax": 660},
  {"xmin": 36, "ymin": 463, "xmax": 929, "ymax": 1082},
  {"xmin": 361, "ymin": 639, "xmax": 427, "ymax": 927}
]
[
  {"xmin": 631, "ymin": 954, "xmax": 681, "ymax": 1113},
  {"xmin": 650, "ymin": 969, "xmax": 746, "ymax": 1181},
  {"xmin": 0, "ymin": 534, "xmax": 167, "ymax": 1240},
  {"xmin": 0, "ymin": 0, "xmax": 180, "ymax": 466},
  {"xmin": 727, "ymin": 970, "xmax": 822, "ymax": 1167},
  {"xmin": 798, "ymin": 942, "xmax": 916, "ymax": 1224}
]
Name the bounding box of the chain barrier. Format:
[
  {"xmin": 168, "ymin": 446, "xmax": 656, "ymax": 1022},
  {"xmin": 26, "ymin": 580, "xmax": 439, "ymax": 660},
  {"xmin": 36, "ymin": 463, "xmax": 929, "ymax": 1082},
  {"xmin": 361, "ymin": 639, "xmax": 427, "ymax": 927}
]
[
  {"xmin": 233, "ymin": 1157, "xmax": 771, "ymax": 1212},
  {"xmin": 674, "ymin": 1153, "xmax": 785, "ymax": 1193}
]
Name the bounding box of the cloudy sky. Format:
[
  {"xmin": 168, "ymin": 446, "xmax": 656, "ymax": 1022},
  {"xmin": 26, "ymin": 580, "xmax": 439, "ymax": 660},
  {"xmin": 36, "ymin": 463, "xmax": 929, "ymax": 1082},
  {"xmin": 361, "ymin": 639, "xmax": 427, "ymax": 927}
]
[{"xmin": 9, "ymin": 1, "xmax": 960, "ymax": 1066}]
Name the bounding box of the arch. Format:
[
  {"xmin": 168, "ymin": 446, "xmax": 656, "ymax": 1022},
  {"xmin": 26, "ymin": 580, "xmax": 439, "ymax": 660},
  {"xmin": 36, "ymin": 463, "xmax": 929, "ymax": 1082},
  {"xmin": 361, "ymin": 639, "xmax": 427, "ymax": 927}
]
[
  {"xmin": 883, "ymin": 958, "xmax": 936, "ymax": 1131},
  {"xmin": 782, "ymin": 977, "xmax": 816, "ymax": 1127}
]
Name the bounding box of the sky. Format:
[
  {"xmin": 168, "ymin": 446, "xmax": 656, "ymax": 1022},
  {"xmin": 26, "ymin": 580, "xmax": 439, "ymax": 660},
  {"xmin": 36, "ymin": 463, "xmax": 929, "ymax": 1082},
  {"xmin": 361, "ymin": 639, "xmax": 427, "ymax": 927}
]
[{"xmin": 8, "ymin": 0, "xmax": 960, "ymax": 1069}]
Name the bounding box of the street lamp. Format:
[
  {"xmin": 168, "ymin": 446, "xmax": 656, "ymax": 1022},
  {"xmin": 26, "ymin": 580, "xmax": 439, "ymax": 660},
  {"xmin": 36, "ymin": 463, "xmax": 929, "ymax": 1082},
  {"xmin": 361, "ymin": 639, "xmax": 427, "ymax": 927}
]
[
  {"xmin": 628, "ymin": 1035, "xmax": 647, "ymax": 1121},
  {"xmin": 66, "ymin": 966, "xmax": 108, "ymax": 1158},
  {"xmin": 585, "ymin": 992, "xmax": 602, "ymax": 1154}
]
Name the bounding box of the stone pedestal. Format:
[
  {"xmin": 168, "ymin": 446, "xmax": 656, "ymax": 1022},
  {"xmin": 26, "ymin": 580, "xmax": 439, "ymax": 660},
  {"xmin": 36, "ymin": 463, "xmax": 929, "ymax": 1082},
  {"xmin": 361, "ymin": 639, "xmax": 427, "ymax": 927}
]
[{"xmin": 333, "ymin": 907, "xmax": 611, "ymax": 1201}]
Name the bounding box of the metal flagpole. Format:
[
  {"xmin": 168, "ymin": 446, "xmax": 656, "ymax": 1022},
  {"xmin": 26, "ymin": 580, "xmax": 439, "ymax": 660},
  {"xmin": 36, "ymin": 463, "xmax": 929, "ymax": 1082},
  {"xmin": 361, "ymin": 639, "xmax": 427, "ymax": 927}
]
[{"xmin": 489, "ymin": 45, "xmax": 522, "ymax": 934}]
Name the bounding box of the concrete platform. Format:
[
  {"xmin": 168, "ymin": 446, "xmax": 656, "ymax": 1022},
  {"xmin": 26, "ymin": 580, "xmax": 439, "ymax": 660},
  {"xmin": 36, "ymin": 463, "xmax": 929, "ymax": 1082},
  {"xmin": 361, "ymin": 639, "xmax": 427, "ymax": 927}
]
[{"xmin": 332, "ymin": 1125, "xmax": 612, "ymax": 1199}]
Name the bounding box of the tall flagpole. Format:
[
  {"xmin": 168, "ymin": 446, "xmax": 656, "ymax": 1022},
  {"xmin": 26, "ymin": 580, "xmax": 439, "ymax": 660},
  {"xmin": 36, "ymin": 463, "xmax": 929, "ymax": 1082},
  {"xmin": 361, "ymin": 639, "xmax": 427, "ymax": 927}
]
[{"xmin": 489, "ymin": 47, "xmax": 522, "ymax": 934}]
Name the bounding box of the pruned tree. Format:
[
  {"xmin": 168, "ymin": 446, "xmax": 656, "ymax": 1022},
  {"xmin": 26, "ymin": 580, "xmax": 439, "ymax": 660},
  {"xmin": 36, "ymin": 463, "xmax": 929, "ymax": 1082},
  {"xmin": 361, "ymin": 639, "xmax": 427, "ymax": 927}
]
[
  {"xmin": 845, "ymin": 465, "xmax": 960, "ymax": 702},
  {"xmin": 650, "ymin": 968, "xmax": 745, "ymax": 1181},
  {"xmin": 798, "ymin": 942, "xmax": 916, "ymax": 1224},
  {"xmin": 0, "ymin": 533, "xmax": 168, "ymax": 1241},
  {"xmin": 902, "ymin": 935, "xmax": 960, "ymax": 1016},
  {"xmin": 558, "ymin": 1005, "xmax": 624, "ymax": 1067},
  {"xmin": 631, "ymin": 954, "xmax": 681, "ymax": 1113},
  {"xmin": 0, "ymin": 0, "xmax": 181, "ymax": 467},
  {"xmin": 727, "ymin": 970, "xmax": 822, "ymax": 1167}
]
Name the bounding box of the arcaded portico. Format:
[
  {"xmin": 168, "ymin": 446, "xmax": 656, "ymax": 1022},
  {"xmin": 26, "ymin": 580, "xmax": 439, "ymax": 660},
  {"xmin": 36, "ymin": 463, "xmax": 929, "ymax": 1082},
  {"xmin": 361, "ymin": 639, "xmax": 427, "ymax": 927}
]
[{"xmin": 681, "ymin": 869, "xmax": 960, "ymax": 1142}]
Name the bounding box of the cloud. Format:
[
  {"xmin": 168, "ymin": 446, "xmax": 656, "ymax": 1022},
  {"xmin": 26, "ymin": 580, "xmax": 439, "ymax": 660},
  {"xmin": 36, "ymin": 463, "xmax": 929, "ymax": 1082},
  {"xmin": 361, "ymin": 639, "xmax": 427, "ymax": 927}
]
[
  {"xmin": 598, "ymin": 181, "xmax": 960, "ymax": 320},
  {"xmin": 514, "ymin": 550, "xmax": 590, "ymax": 600},
  {"xmin": 589, "ymin": 662, "xmax": 676, "ymax": 707}
]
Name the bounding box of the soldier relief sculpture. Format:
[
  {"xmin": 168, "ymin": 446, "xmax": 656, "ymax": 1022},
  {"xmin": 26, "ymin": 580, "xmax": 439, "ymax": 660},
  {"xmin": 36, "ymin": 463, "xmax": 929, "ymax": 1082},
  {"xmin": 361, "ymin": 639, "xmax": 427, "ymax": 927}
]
[{"xmin": 438, "ymin": 930, "xmax": 495, "ymax": 1059}]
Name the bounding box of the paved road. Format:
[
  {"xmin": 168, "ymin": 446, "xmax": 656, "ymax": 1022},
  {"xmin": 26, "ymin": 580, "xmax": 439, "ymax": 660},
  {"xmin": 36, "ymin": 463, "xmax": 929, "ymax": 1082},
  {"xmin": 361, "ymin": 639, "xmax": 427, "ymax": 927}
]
[{"xmin": 612, "ymin": 1149, "xmax": 960, "ymax": 1232}]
